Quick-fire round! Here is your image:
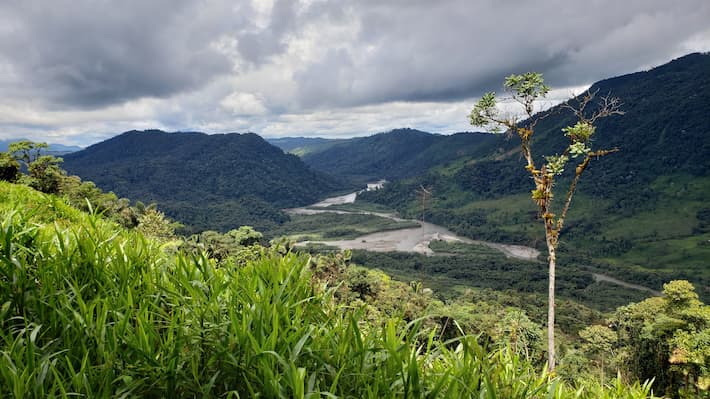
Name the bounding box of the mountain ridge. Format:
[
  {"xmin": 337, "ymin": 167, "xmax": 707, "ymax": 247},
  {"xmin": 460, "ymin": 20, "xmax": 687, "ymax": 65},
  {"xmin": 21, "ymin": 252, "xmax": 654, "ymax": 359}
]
[
  {"xmin": 63, "ymin": 129, "xmax": 344, "ymax": 233},
  {"xmin": 291, "ymin": 128, "xmax": 500, "ymax": 183},
  {"xmin": 358, "ymin": 52, "xmax": 710, "ymax": 296}
]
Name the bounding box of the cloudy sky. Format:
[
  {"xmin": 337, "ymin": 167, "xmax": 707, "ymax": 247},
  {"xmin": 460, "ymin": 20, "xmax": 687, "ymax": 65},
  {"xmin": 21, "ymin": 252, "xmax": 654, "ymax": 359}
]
[{"xmin": 0, "ymin": 0, "xmax": 708, "ymax": 146}]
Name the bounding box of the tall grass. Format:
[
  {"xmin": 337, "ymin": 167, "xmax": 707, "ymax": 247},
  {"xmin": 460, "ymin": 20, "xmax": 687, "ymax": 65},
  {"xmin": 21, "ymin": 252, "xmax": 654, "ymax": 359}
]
[{"xmin": 0, "ymin": 182, "xmax": 656, "ymax": 398}]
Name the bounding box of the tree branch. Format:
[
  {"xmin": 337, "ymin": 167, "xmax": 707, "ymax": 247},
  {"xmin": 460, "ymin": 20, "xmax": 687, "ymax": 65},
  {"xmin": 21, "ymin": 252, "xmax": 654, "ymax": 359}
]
[
  {"xmin": 556, "ymin": 147, "xmax": 619, "ymax": 231},
  {"xmin": 561, "ymin": 89, "xmax": 624, "ymax": 125}
]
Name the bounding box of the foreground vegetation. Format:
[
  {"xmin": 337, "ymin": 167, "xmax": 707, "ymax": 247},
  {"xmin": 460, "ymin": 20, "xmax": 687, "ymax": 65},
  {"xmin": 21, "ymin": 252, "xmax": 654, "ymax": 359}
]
[
  {"xmin": 1, "ymin": 138, "xmax": 708, "ymax": 396},
  {"xmin": 0, "ymin": 181, "xmax": 677, "ymax": 398}
]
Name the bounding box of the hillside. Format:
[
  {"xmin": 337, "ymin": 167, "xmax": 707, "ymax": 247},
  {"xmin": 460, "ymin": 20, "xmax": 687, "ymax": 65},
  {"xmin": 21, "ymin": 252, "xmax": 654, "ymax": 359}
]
[
  {"xmin": 63, "ymin": 130, "xmax": 343, "ymax": 233},
  {"xmin": 360, "ymin": 53, "xmax": 710, "ymax": 295},
  {"xmin": 299, "ymin": 128, "xmax": 500, "ymax": 182},
  {"xmin": 3, "ymin": 180, "xmax": 701, "ymax": 397},
  {"xmin": 266, "ymin": 136, "xmax": 345, "ymax": 156},
  {"xmin": 4, "ymin": 180, "xmax": 708, "ymax": 397}
]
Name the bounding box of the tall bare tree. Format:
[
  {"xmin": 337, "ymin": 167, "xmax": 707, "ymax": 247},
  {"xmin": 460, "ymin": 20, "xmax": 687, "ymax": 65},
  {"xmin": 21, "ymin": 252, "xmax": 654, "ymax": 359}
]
[
  {"xmin": 469, "ymin": 73, "xmax": 623, "ymax": 371},
  {"xmin": 415, "ymin": 184, "xmax": 433, "ymax": 222}
]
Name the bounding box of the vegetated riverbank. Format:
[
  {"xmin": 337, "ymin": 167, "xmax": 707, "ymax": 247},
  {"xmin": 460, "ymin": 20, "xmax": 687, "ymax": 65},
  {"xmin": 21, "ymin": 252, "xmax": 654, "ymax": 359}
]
[
  {"xmin": 0, "ymin": 180, "xmax": 665, "ymax": 398},
  {"xmin": 288, "ymin": 185, "xmax": 540, "ymax": 260},
  {"xmin": 288, "ymin": 184, "xmax": 662, "ymax": 299}
]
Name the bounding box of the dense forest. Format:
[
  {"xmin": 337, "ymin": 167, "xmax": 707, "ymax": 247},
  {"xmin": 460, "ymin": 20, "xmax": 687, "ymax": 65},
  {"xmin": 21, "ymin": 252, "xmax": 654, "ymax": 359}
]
[
  {"xmin": 2, "ymin": 146, "xmax": 709, "ymax": 397},
  {"xmin": 62, "ymin": 130, "xmax": 345, "ymax": 233},
  {"xmin": 274, "ymin": 128, "xmax": 500, "ymax": 183}
]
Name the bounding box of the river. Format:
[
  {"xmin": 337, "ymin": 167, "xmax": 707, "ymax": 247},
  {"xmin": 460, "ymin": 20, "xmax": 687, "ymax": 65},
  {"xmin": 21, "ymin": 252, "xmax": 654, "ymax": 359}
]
[
  {"xmin": 287, "ymin": 187, "xmax": 540, "ymax": 261},
  {"xmin": 287, "ymin": 186, "xmax": 662, "ymax": 296}
]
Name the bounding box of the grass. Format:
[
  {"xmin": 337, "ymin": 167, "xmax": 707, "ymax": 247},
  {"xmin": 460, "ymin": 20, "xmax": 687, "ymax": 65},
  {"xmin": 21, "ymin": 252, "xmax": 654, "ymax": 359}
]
[
  {"xmin": 428, "ymin": 239, "xmax": 505, "ymax": 257},
  {"xmin": 317, "ymin": 200, "xmax": 396, "ymax": 214},
  {"xmin": 604, "ymin": 234, "xmax": 710, "ymax": 277},
  {"xmin": 595, "ymin": 175, "xmax": 710, "ymax": 291},
  {"xmin": 0, "ymin": 181, "xmax": 660, "ymax": 398}
]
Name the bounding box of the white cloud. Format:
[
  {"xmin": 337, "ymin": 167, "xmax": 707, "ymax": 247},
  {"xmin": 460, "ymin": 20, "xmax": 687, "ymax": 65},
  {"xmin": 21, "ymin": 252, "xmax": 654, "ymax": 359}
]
[{"xmin": 220, "ymin": 92, "xmax": 268, "ymax": 116}]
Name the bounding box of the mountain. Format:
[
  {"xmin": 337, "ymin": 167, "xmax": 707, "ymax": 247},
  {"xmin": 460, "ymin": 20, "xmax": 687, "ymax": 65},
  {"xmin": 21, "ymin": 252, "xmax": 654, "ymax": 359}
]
[
  {"xmin": 298, "ymin": 128, "xmax": 500, "ymax": 183},
  {"xmin": 45, "ymin": 143, "xmax": 84, "ymax": 154},
  {"xmin": 0, "ymin": 139, "xmax": 83, "ymax": 155},
  {"xmin": 63, "ymin": 130, "xmax": 343, "ymax": 233},
  {"xmin": 266, "ymin": 136, "xmax": 345, "ymax": 156},
  {"xmin": 360, "ymin": 53, "xmax": 710, "ymax": 295}
]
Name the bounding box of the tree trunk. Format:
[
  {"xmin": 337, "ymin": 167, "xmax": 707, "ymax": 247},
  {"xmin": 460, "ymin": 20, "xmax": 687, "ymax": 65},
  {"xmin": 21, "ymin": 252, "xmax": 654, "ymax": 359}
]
[{"xmin": 547, "ymin": 240, "xmax": 557, "ymax": 372}]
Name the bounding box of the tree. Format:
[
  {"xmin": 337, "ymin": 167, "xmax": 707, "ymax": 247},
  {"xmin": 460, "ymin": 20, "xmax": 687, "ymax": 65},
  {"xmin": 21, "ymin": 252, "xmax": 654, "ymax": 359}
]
[
  {"xmin": 494, "ymin": 308, "xmax": 543, "ymax": 363},
  {"xmin": 0, "ymin": 152, "xmax": 20, "ymax": 182},
  {"xmin": 469, "ymin": 72, "xmax": 623, "ymax": 371},
  {"xmin": 8, "ymin": 140, "xmax": 47, "ymax": 169},
  {"xmin": 579, "ymin": 325, "xmax": 617, "ymax": 384},
  {"xmin": 415, "ymin": 184, "xmax": 432, "ymax": 222},
  {"xmin": 136, "ymin": 208, "xmax": 179, "ymax": 241},
  {"xmin": 227, "ymin": 226, "xmax": 263, "ymax": 246},
  {"xmin": 612, "ymin": 280, "xmax": 710, "ymax": 396},
  {"xmin": 27, "ymin": 154, "xmax": 64, "ymax": 193},
  {"xmin": 180, "ymin": 226, "xmax": 264, "ymax": 264},
  {"xmin": 5, "ymin": 140, "xmax": 65, "ymax": 193}
]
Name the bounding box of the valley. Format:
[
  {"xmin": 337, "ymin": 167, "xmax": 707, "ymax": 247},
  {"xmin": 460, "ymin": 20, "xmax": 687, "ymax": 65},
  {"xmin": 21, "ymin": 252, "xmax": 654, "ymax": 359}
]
[
  {"xmin": 287, "ymin": 185, "xmax": 540, "ymax": 260},
  {"xmin": 281, "ymin": 185, "xmax": 665, "ymax": 310},
  {"xmin": 0, "ymin": 52, "xmax": 707, "ymax": 398},
  {"xmin": 1, "ymin": 2, "xmax": 708, "ymax": 396}
]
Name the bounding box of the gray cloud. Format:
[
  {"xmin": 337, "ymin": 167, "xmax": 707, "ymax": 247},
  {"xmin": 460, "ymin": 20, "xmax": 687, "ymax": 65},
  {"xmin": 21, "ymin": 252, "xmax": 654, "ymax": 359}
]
[
  {"xmin": 292, "ymin": 0, "xmax": 710, "ymax": 107},
  {"xmin": 237, "ymin": 0, "xmax": 298, "ymax": 64},
  {"xmin": 0, "ymin": 0, "xmax": 708, "ymax": 144},
  {"xmin": 0, "ymin": 1, "xmax": 242, "ymax": 107}
]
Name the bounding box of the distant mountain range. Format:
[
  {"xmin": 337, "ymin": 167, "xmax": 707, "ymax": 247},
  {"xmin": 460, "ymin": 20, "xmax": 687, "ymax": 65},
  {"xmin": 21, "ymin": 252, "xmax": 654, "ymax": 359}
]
[
  {"xmin": 269, "ymin": 52, "xmax": 710, "ymax": 296},
  {"xmin": 266, "ymin": 137, "xmax": 345, "ymax": 156},
  {"xmin": 62, "ymin": 130, "xmax": 344, "ymax": 233},
  {"xmin": 269, "ymin": 128, "xmax": 500, "ymax": 183},
  {"xmin": 0, "ymin": 139, "xmax": 83, "ymax": 155},
  {"xmin": 355, "ymin": 53, "xmax": 710, "ymax": 295}
]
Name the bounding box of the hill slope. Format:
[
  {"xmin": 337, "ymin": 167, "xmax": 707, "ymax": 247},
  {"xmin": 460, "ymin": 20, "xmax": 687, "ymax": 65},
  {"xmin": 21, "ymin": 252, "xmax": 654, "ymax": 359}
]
[
  {"xmin": 361, "ymin": 53, "xmax": 710, "ymax": 294},
  {"xmin": 2, "ymin": 180, "xmax": 672, "ymax": 398},
  {"xmin": 299, "ymin": 128, "xmax": 500, "ymax": 182},
  {"xmin": 266, "ymin": 136, "xmax": 345, "ymax": 156},
  {"xmin": 63, "ymin": 130, "xmax": 343, "ymax": 233}
]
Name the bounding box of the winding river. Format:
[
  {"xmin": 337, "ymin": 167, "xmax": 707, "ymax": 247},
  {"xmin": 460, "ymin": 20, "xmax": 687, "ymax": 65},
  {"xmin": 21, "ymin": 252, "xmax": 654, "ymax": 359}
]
[
  {"xmin": 287, "ymin": 187, "xmax": 541, "ymax": 261},
  {"xmin": 287, "ymin": 185, "xmax": 662, "ymax": 296}
]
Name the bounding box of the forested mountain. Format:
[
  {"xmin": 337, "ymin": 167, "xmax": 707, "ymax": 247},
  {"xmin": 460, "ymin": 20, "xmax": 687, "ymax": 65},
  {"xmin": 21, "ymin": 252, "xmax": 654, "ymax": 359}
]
[
  {"xmin": 453, "ymin": 52, "xmax": 710, "ymax": 198},
  {"xmin": 266, "ymin": 136, "xmax": 345, "ymax": 156},
  {"xmin": 361, "ymin": 53, "xmax": 710, "ymax": 294},
  {"xmin": 299, "ymin": 128, "xmax": 500, "ymax": 182},
  {"xmin": 63, "ymin": 130, "xmax": 343, "ymax": 233}
]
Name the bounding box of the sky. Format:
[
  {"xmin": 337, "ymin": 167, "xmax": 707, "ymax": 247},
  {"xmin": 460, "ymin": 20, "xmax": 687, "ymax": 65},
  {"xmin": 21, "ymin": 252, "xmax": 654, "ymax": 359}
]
[{"xmin": 0, "ymin": 0, "xmax": 708, "ymax": 147}]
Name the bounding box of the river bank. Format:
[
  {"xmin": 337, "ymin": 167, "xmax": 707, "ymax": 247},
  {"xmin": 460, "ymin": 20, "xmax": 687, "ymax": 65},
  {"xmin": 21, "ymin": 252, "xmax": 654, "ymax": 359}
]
[
  {"xmin": 287, "ymin": 185, "xmax": 662, "ymax": 296},
  {"xmin": 287, "ymin": 186, "xmax": 541, "ymax": 261}
]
